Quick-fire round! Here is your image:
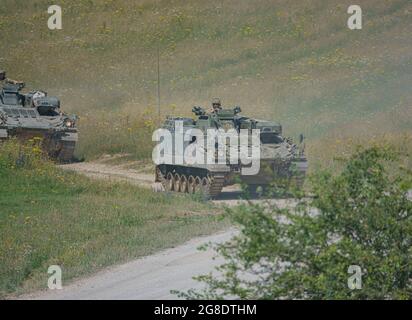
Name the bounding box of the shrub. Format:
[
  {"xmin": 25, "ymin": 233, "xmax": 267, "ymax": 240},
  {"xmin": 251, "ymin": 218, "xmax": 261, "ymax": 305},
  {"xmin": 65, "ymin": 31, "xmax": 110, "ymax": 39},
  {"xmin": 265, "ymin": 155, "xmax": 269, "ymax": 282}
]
[{"xmin": 177, "ymin": 147, "xmax": 412, "ymax": 299}]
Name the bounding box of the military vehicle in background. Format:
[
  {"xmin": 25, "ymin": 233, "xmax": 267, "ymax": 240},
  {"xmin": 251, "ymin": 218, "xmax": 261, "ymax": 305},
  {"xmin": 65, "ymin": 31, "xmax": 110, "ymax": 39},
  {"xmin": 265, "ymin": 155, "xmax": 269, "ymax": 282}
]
[
  {"xmin": 0, "ymin": 72, "xmax": 78, "ymax": 162},
  {"xmin": 155, "ymin": 103, "xmax": 308, "ymax": 198}
]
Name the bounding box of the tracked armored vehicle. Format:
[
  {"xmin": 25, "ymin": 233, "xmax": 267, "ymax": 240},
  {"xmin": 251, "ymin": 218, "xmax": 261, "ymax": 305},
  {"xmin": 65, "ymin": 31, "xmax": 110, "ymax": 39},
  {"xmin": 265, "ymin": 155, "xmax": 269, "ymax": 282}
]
[
  {"xmin": 154, "ymin": 105, "xmax": 307, "ymax": 198},
  {"xmin": 0, "ymin": 77, "xmax": 78, "ymax": 162}
]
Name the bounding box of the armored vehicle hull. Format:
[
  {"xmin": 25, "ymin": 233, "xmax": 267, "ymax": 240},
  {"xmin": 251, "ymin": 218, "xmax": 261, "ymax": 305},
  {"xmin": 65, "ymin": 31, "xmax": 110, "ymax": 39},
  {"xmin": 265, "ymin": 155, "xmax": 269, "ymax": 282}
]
[
  {"xmin": 154, "ymin": 107, "xmax": 307, "ymax": 199},
  {"xmin": 0, "ymin": 81, "xmax": 78, "ymax": 162}
]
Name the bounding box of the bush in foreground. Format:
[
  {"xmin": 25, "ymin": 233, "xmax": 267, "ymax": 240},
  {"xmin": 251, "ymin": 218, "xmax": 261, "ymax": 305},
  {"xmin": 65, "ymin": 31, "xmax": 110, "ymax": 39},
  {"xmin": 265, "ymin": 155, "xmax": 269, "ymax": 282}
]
[{"xmin": 177, "ymin": 146, "xmax": 412, "ymax": 299}]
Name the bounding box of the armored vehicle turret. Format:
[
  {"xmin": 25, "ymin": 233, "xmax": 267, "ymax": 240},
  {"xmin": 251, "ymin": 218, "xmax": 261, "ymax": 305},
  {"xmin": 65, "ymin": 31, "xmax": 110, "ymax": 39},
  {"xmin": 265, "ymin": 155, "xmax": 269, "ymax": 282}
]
[
  {"xmin": 154, "ymin": 103, "xmax": 307, "ymax": 198},
  {"xmin": 0, "ymin": 75, "xmax": 78, "ymax": 162}
]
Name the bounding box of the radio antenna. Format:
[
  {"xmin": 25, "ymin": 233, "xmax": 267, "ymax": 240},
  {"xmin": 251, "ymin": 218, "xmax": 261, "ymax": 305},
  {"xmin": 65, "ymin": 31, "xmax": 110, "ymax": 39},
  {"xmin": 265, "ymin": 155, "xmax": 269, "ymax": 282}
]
[{"xmin": 156, "ymin": 46, "xmax": 161, "ymax": 125}]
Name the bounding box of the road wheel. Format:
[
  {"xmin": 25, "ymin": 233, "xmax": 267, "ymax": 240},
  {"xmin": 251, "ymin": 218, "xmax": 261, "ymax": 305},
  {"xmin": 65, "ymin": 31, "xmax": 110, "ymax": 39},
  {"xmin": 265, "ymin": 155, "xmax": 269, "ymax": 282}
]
[
  {"xmin": 201, "ymin": 177, "xmax": 210, "ymax": 197},
  {"xmin": 166, "ymin": 172, "xmax": 174, "ymax": 191},
  {"xmin": 194, "ymin": 176, "xmax": 202, "ymax": 193},
  {"xmin": 188, "ymin": 176, "xmax": 196, "ymax": 194},
  {"xmin": 180, "ymin": 175, "xmax": 188, "ymax": 193},
  {"xmin": 173, "ymin": 173, "xmax": 181, "ymax": 192}
]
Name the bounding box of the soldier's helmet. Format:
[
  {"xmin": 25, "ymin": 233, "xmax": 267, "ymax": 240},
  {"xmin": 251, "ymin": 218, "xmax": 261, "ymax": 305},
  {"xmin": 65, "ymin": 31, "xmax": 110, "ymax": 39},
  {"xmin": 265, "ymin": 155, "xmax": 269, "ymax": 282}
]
[
  {"xmin": 0, "ymin": 70, "xmax": 5, "ymax": 81},
  {"xmin": 212, "ymin": 98, "xmax": 222, "ymax": 109}
]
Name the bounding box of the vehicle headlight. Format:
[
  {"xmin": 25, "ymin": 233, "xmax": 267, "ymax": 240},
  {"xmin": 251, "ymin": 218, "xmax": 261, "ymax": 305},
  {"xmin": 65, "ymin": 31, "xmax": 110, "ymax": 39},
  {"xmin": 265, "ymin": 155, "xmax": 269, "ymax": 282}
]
[{"xmin": 64, "ymin": 119, "xmax": 75, "ymax": 128}]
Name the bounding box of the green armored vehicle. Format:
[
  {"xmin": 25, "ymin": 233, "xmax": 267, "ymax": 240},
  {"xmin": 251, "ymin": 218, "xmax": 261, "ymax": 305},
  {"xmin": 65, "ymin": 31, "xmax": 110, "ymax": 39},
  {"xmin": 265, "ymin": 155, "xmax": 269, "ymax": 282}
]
[
  {"xmin": 154, "ymin": 99, "xmax": 307, "ymax": 198},
  {"xmin": 0, "ymin": 71, "xmax": 78, "ymax": 162}
]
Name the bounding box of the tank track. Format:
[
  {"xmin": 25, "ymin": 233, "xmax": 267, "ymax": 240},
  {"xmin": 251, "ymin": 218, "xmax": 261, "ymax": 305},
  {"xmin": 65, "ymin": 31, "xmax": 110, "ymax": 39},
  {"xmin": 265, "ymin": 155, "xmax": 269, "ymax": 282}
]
[
  {"xmin": 56, "ymin": 140, "xmax": 76, "ymax": 163},
  {"xmin": 207, "ymin": 174, "xmax": 225, "ymax": 198},
  {"xmin": 156, "ymin": 167, "xmax": 224, "ymax": 199}
]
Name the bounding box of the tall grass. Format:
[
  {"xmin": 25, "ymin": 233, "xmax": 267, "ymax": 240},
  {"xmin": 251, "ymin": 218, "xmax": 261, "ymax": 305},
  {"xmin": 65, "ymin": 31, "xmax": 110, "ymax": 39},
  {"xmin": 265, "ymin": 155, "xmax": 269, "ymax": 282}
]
[
  {"xmin": 307, "ymin": 132, "xmax": 412, "ymax": 173},
  {"xmin": 76, "ymin": 106, "xmax": 157, "ymax": 159},
  {"xmin": 0, "ymin": 140, "xmax": 227, "ymax": 297}
]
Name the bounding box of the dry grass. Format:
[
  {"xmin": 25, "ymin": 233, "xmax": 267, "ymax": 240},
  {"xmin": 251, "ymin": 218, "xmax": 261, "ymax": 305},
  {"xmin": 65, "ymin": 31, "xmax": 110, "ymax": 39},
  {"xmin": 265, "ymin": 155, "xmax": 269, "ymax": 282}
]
[
  {"xmin": 1, "ymin": 0, "xmax": 411, "ymax": 162},
  {"xmin": 308, "ymin": 132, "xmax": 412, "ymax": 172},
  {"xmin": 0, "ymin": 140, "xmax": 227, "ymax": 297},
  {"xmin": 307, "ymin": 104, "xmax": 412, "ymax": 170}
]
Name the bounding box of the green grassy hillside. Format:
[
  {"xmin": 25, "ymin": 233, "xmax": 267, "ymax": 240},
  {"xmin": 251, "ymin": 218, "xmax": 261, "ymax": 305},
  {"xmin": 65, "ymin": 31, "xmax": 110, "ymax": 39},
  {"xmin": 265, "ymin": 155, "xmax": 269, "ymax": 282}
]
[{"xmin": 1, "ymin": 0, "xmax": 411, "ymax": 163}]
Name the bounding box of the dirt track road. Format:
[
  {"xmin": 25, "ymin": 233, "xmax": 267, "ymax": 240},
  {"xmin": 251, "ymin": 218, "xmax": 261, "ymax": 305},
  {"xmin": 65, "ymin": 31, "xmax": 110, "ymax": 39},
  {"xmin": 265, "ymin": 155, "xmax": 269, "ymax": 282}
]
[
  {"xmin": 22, "ymin": 157, "xmax": 290, "ymax": 300},
  {"xmin": 23, "ymin": 229, "xmax": 236, "ymax": 300},
  {"xmin": 59, "ymin": 157, "xmax": 279, "ymax": 206},
  {"xmin": 23, "ymin": 157, "xmax": 243, "ymax": 299},
  {"xmin": 60, "ymin": 158, "xmax": 154, "ymax": 188}
]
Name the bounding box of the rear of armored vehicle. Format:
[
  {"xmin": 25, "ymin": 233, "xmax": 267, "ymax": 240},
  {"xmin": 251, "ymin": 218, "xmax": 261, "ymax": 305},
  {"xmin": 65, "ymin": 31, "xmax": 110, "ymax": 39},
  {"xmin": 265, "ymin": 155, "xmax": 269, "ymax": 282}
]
[{"xmin": 238, "ymin": 119, "xmax": 308, "ymax": 190}]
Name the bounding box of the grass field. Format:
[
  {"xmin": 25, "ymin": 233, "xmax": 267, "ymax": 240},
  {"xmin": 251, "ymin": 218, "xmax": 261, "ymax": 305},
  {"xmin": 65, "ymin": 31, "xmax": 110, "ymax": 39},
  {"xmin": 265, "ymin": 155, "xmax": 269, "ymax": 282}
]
[
  {"xmin": 0, "ymin": 141, "xmax": 227, "ymax": 297},
  {"xmin": 0, "ymin": 0, "xmax": 411, "ymax": 298},
  {"xmin": 1, "ymin": 0, "xmax": 411, "ymax": 163}
]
